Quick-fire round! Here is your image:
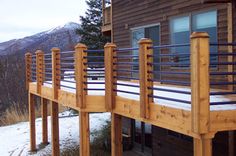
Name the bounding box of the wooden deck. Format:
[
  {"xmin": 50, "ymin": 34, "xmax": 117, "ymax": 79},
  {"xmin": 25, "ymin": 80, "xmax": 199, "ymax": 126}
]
[{"xmin": 25, "ymin": 32, "xmax": 236, "ymax": 156}]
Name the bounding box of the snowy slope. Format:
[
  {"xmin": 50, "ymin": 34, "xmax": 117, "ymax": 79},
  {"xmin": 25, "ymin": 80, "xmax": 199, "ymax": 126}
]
[{"xmin": 0, "ymin": 112, "xmax": 110, "ymax": 156}]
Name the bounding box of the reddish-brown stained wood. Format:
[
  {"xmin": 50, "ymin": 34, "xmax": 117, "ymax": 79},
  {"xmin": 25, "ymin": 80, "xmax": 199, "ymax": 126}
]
[
  {"xmin": 29, "ymin": 93, "xmax": 36, "ymax": 151},
  {"xmin": 51, "ymin": 101, "xmax": 59, "ymax": 156},
  {"xmin": 111, "ymin": 113, "xmax": 122, "ymax": 156},
  {"xmin": 36, "ymin": 50, "xmax": 44, "ymax": 94},
  {"xmin": 41, "ymin": 98, "xmax": 48, "ymax": 144},
  {"xmin": 139, "ymin": 38, "xmax": 153, "ymax": 119},
  {"xmin": 104, "ymin": 43, "xmax": 117, "ymax": 111},
  {"xmin": 74, "ymin": 44, "xmax": 88, "ymax": 108},
  {"xmin": 191, "ymin": 32, "xmax": 210, "ymax": 134},
  {"xmin": 79, "ymin": 111, "xmax": 90, "ymax": 156},
  {"xmin": 51, "ymin": 48, "xmax": 61, "ymax": 100},
  {"xmin": 25, "ymin": 53, "xmax": 32, "ymax": 90}
]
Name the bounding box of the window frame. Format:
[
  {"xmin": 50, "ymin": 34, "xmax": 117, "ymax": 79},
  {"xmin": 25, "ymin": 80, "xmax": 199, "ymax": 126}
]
[{"xmin": 169, "ymin": 10, "xmax": 218, "ymax": 68}]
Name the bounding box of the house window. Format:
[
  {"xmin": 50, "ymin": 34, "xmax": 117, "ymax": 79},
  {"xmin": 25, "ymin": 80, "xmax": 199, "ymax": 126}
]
[
  {"xmin": 131, "ymin": 25, "xmax": 160, "ymax": 79},
  {"xmin": 170, "ymin": 11, "xmax": 217, "ymax": 64}
]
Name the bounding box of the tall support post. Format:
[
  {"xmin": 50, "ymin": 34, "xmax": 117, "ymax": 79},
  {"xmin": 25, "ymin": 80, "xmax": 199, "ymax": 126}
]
[
  {"xmin": 51, "ymin": 48, "xmax": 60, "ymax": 156},
  {"xmin": 194, "ymin": 136, "xmax": 212, "ymax": 156},
  {"xmin": 111, "ymin": 113, "xmax": 122, "ymax": 156},
  {"xmin": 25, "ymin": 52, "xmax": 32, "ymax": 90},
  {"xmin": 36, "ymin": 50, "xmax": 44, "ymax": 94},
  {"xmin": 79, "ymin": 112, "xmax": 90, "ymax": 156},
  {"xmin": 29, "ymin": 93, "xmax": 36, "ymax": 151},
  {"xmin": 74, "ymin": 44, "xmax": 87, "ymax": 108},
  {"xmin": 138, "ymin": 38, "xmax": 154, "ymax": 119},
  {"xmin": 41, "ymin": 98, "xmax": 48, "ymax": 144},
  {"xmin": 191, "ymin": 32, "xmax": 210, "ymax": 134},
  {"xmin": 105, "ymin": 43, "xmax": 117, "ymax": 111}
]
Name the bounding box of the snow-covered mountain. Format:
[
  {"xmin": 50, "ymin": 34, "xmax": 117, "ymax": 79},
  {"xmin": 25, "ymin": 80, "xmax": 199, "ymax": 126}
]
[{"xmin": 0, "ymin": 22, "xmax": 81, "ymax": 55}]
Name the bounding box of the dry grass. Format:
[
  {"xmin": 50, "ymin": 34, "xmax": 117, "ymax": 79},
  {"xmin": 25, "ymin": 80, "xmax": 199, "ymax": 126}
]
[{"xmin": 0, "ymin": 102, "xmax": 68, "ymax": 126}]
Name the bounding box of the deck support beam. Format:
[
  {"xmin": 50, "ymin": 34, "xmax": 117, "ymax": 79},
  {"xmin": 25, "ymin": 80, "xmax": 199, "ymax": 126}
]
[
  {"xmin": 111, "ymin": 113, "xmax": 122, "ymax": 156},
  {"xmin": 79, "ymin": 111, "xmax": 90, "ymax": 156},
  {"xmin": 51, "ymin": 47, "xmax": 61, "ymax": 156},
  {"xmin": 51, "ymin": 101, "xmax": 59, "ymax": 156},
  {"xmin": 41, "ymin": 98, "xmax": 48, "ymax": 144},
  {"xmin": 29, "ymin": 93, "xmax": 36, "ymax": 151},
  {"xmin": 194, "ymin": 137, "xmax": 212, "ymax": 156}
]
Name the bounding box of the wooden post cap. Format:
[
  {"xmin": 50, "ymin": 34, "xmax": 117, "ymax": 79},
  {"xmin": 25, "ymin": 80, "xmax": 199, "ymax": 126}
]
[
  {"xmin": 104, "ymin": 43, "xmax": 117, "ymax": 48},
  {"xmin": 51, "ymin": 47, "xmax": 60, "ymax": 52},
  {"xmin": 138, "ymin": 38, "xmax": 152, "ymax": 45},
  {"xmin": 35, "ymin": 50, "xmax": 44, "ymax": 55},
  {"xmin": 25, "ymin": 52, "xmax": 32, "ymax": 56},
  {"xmin": 75, "ymin": 43, "xmax": 87, "ymax": 49},
  {"xmin": 191, "ymin": 32, "xmax": 209, "ymax": 39}
]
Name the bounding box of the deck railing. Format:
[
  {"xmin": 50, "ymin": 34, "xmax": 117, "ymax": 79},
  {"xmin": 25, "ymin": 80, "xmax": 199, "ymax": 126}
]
[{"xmin": 25, "ymin": 32, "xmax": 236, "ymax": 155}]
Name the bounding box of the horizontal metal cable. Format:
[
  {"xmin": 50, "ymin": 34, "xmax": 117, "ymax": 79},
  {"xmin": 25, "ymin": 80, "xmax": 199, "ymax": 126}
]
[
  {"xmin": 114, "ymin": 82, "xmax": 140, "ymax": 88},
  {"xmin": 210, "ymin": 91, "xmax": 236, "ymax": 95},
  {"xmin": 84, "ymin": 62, "xmax": 104, "ymax": 65},
  {"xmin": 60, "ymin": 84, "xmax": 76, "ymax": 89},
  {"xmin": 60, "ymin": 57, "xmax": 74, "ymax": 61},
  {"xmin": 148, "ymin": 79, "xmax": 190, "ymax": 86},
  {"xmin": 149, "ymin": 43, "xmax": 190, "ymax": 49},
  {"xmin": 84, "ymin": 69, "xmax": 105, "ymax": 72},
  {"xmin": 210, "ymin": 62, "xmax": 236, "ymax": 66},
  {"xmin": 114, "ymin": 69, "xmax": 139, "ymax": 73},
  {"xmin": 60, "ymin": 68, "xmax": 75, "ymax": 71},
  {"xmin": 84, "ymin": 49, "xmax": 104, "ymax": 53},
  {"xmin": 210, "ymin": 101, "xmax": 236, "ymax": 105},
  {"xmin": 114, "ymin": 62, "xmax": 139, "ymax": 65},
  {"xmin": 115, "ymin": 47, "xmax": 139, "ymax": 52},
  {"xmin": 149, "ymin": 95, "xmax": 191, "ymax": 104},
  {"xmin": 60, "ymin": 51, "xmax": 75, "ymax": 54},
  {"xmin": 114, "ymin": 76, "xmax": 139, "ymax": 80},
  {"xmin": 210, "ymin": 82, "xmax": 236, "ymax": 85},
  {"xmin": 149, "ymin": 71, "xmax": 190, "ymax": 75},
  {"xmin": 210, "ymin": 42, "xmax": 236, "ymax": 46},
  {"xmin": 61, "ymin": 79, "xmax": 75, "ymax": 83},
  {"xmin": 210, "ymin": 72, "xmax": 236, "ymax": 75},
  {"xmin": 210, "ymin": 53, "xmax": 236, "ymax": 56},
  {"xmin": 84, "ymin": 88, "xmax": 105, "ymax": 91},
  {"xmin": 84, "ymin": 56, "xmax": 104, "ymax": 59},
  {"xmin": 44, "ymin": 81, "xmax": 52, "ymax": 85},
  {"xmin": 84, "ymin": 75, "xmax": 105, "ymax": 78},
  {"xmin": 113, "ymin": 55, "xmax": 139, "ymax": 58},
  {"xmin": 148, "ymin": 87, "xmax": 191, "ymax": 95},
  {"xmin": 114, "ymin": 89, "xmax": 140, "ymax": 95},
  {"xmin": 149, "ymin": 62, "xmax": 190, "ymax": 66},
  {"xmin": 84, "ymin": 82, "xmax": 105, "ymax": 84}
]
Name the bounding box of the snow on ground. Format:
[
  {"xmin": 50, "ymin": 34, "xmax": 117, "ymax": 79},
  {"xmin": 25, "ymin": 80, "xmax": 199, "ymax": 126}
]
[{"xmin": 0, "ymin": 112, "xmax": 110, "ymax": 156}]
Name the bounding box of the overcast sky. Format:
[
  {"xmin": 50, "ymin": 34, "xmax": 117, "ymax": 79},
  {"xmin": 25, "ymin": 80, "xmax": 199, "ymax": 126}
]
[{"xmin": 0, "ymin": 0, "xmax": 87, "ymax": 42}]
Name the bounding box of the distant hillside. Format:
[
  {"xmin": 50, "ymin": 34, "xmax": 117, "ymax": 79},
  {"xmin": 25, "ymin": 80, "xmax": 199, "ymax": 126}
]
[{"xmin": 0, "ymin": 22, "xmax": 81, "ymax": 55}]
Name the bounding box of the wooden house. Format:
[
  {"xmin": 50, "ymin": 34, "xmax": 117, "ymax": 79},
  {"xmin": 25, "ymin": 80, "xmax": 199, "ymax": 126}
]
[{"xmin": 102, "ymin": 0, "xmax": 236, "ymax": 155}]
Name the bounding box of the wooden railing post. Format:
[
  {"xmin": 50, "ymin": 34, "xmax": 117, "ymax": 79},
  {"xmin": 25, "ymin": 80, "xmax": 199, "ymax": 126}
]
[
  {"xmin": 105, "ymin": 43, "xmax": 117, "ymax": 111},
  {"xmin": 74, "ymin": 44, "xmax": 90, "ymax": 156},
  {"xmin": 51, "ymin": 47, "xmax": 60, "ymax": 156},
  {"xmin": 25, "ymin": 53, "xmax": 32, "ymax": 90},
  {"xmin": 74, "ymin": 44, "xmax": 87, "ymax": 108},
  {"xmin": 36, "ymin": 50, "xmax": 44, "ymax": 94},
  {"xmin": 52, "ymin": 48, "xmax": 61, "ymax": 100},
  {"xmin": 190, "ymin": 32, "xmax": 210, "ymax": 134},
  {"xmin": 139, "ymin": 38, "xmax": 153, "ymax": 119}
]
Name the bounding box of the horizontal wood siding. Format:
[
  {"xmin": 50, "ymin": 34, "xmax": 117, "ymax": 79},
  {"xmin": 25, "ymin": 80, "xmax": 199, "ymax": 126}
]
[{"xmin": 112, "ymin": 0, "xmax": 228, "ymax": 48}]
